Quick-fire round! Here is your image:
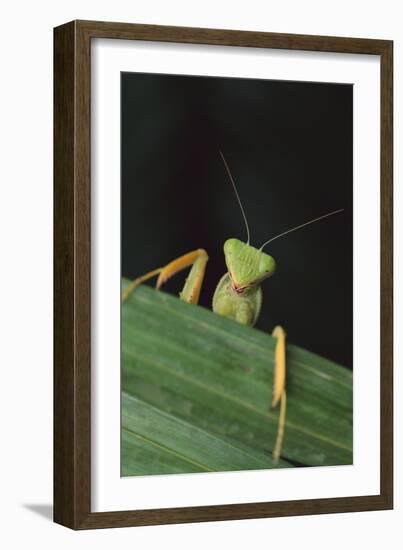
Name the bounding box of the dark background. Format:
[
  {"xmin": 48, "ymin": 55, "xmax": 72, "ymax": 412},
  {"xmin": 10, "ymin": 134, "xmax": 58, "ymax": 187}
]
[{"xmin": 121, "ymin": 72, "xmax": 353, "ymax": 368}]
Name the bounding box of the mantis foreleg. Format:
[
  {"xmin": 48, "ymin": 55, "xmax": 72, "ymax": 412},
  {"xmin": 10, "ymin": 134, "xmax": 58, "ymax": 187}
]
[
  {"xmin": 122, "ymin": 249, "xmax": 209, "ymax": 305},
  {"xmin": 272, "ymin": 326, "xmax": 287, "ymax": 463}
]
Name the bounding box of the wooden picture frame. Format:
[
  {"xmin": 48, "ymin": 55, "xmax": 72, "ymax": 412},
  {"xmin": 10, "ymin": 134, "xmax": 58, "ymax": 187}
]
[{"xmin": 54, "ymin": 20, "xmax": 393, "ymax": 529}]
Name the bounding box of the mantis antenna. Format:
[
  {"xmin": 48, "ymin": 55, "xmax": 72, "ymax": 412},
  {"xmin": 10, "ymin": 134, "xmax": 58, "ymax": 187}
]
[
  {"xmin": 259, "ymin": 208, "xmax": 344, "ymax": 250},
  {"xmin": 219, "ymin": 151, "xmax": 251, "ymax": 245}
]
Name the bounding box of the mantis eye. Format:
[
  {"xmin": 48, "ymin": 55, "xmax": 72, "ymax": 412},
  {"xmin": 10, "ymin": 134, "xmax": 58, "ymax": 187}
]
[{"xmin": 258, "ymin": 253, "xmax": 276, "ymax": 277}]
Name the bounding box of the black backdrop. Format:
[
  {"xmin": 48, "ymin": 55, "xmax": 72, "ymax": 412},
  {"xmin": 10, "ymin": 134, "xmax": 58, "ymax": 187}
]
[{"xmin": 121, "ymin": 72, "xmax": 353, "ymax": 368}]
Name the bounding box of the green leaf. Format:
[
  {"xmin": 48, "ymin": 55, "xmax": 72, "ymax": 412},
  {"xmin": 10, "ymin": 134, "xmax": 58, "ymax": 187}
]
[{"xmin": 122, "ymin": 282, "xmax": 352, "ymax": 476}]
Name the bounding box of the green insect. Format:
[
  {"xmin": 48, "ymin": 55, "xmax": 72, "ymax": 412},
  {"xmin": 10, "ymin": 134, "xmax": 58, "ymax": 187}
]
[{"xmin": 122, "ymin": 152, "xmax": 343, "ymax": 462}]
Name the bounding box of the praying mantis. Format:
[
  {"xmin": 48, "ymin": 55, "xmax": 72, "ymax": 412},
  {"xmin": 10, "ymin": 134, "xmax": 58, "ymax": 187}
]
[{"xmin": 122, "ymin": 152, "xmax": 343, "ymax": 464}]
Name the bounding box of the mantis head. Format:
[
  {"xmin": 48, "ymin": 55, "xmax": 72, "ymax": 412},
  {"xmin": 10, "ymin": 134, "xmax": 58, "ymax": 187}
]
[
  {"xmin": 219, "ymin": 151, "xmax": 344, "ymax": 295},
  {"xmin": 224, "ymin": 238, "xmax": 276, "ymax": 293}
]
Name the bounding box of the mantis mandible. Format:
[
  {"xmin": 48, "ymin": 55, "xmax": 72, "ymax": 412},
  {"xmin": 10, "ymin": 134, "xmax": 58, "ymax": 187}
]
[{"xmin": 122, "ymin": 152, "xmax": 343, "ymax": 463}]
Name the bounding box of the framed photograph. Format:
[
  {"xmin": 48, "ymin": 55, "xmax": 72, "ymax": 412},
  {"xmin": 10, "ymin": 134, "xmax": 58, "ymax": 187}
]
[{"xmin": 54, "ymin": 20, "xmax": 393, "ymax": 529}]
